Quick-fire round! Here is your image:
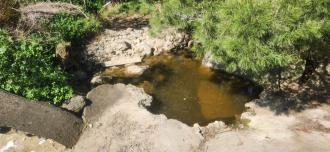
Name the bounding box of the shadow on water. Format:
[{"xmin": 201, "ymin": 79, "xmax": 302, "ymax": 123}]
[{"xmin": 103, "ymin": 54, "xmax": 262, "ymax": 126}]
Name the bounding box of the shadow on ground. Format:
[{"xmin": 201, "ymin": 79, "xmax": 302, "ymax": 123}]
[
  {"xmin": 106, "ymin": 16, "xmax": 149, "ymax": 30},
  {"xmin": 253, "ymin": 65, "xmax": 330, "ymax": 115}
]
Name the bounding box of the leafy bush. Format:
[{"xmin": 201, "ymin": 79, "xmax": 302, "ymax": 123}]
[
  {"xmin": 151, "ymin": 0, "xmax": 330, "ymax": 82},
  {"xmin": 0, "ymin": 30, "xmax": 73, "ymax": 105},
  {"xmin": 0, "ymin": 1, "xmax": 104, "ymax": 104},
  {"xmin": 47, "ymin": 13, "xmax": 102, "ymax": 42}
]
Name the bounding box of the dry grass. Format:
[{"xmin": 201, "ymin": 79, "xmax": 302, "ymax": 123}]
[{"xmin": 20, "ymin": 2, "xmax": 82, "ymax": 15}]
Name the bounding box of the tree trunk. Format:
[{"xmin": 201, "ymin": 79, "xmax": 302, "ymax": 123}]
[
  {"xmin": 277, "ymin": 68, "xmax": 282, "ymax": 91},
  {"xmin": 299, "ymin": 57, "xmax": 319, "ymax": 84}
]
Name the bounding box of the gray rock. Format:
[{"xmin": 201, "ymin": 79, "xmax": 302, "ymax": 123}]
[
  {"xmin": 0, "ymin": 90, "xmax": 83, "ymax": 147},
  {"xmin": 61, "ymin": 96, "xmax": 86, "ymax": 113},
  {"xmin": 113, "ymin": 41, "xmax": 131, "ymax": 52},
  {"xmin": 202, "ymin": 51, "xmax": 218, "ymax": 69},
  {"xmin": 102, "ymin": 56, "xmax": 142, "ymax": 67},
  {"xmin": 134, "ymin": 42, "xmax": 153, "ymax": 57},
  {"xmin": 55, "ymin": 42, "xmax": 71, "ymax": 61},
  {"xmin": 318, "ymin": 120, "xmax": 330, "ymax": 129},
  {"xmin": 288, "ymin": 82, "xmax": 300, "ymax": 92},
  {"xmin": 83, "ymin": 26, "xmax": 187, "ymax": 66},
  {"xmin": 202, "ymin": 51, "xmax": 246, "ymax": 77},
  {"xmin": 90, "ymin": 75, "xmax": 103, "ymax": 85},
  {"xmin": 90, "ymin": 75, "xmax": 112, "ymax": 86},
  {"xmin": 125, "ymin": 65, "xmax": 149, "ymax": 76},
  {"xmin": 83, "ymin": 84, "xmax": 128, "ymax": 123},
  {"xmin": 153, "ymin": 48, "xmax": 164, "ymax": 56}
]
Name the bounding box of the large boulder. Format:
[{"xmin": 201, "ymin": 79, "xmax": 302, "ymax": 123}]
[
  {"xmin": 75, "ymin": 84, "xmax": 203, "ymax": 152},
  {"xmin": 0, "ymin": 90, "xmax": 83, "ymax": 147},
  {"xmin": 83, "ymin": 84, "xmax": 129, "ymax": 123}
]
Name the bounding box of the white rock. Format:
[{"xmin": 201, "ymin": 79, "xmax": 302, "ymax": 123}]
[
  {"xmin": 39, "ymin": 138, "xmax": 46, "ymax": 145},
  {"xmin": 125, "ymin": 65, "xmax": 149, "ymax": 76},
  {"xmin": 90, "ymin": 76, "xmax": 102, "ymax": 85},
  {"xmin": 318, "ymin": 120, "xmax": 330, "ymax": 129},
  {"xmin": 206, "ymin": 121, "xmax": 226, "ymax": 129},
  {"xmin": 102, "ymin": 56, "xmax": 142, "ymax": 67},
  {"xmin": 134, "ymin": 42, "xmax": 153, "ymax": 57},
  {"xmin": 0, "ymin": 140, "xmax": 16, "ymax": 152}
]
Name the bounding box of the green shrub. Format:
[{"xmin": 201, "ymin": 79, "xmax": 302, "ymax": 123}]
[
  {"xmin": 0, "ymin": 30, "xmax": 73, "ymax": 105},
  {"xmin": 0, "ymin": 1, "xmax": 103, "ymax": 104},
  {"xmin": 47, "ymin": 13, "xmax": 102, "ymax": 42}
]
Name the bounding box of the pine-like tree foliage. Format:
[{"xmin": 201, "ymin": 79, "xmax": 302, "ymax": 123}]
[{"xmin": 151, "ymin": 0, "xmax": 330, "ymax": 78}]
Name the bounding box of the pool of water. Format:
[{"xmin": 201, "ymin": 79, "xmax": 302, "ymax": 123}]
[{"xmin": 103, "ymin": 53, "xmax": 260, "ymax": 126}]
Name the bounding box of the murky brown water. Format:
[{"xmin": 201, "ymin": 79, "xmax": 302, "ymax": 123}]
[{"xmin": 103, "ymin": 54, "xmax": 260, "ymax": 126}]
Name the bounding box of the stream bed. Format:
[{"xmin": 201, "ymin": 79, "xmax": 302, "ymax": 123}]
[{"xmin": 102, "ymin": 53, "xmax": 260, "ymax": 126}]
